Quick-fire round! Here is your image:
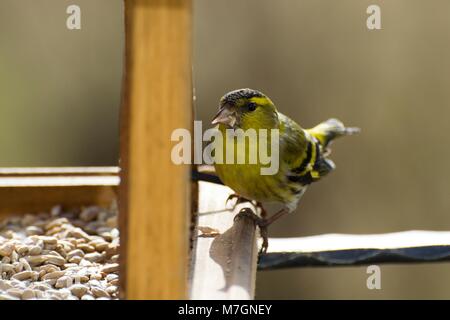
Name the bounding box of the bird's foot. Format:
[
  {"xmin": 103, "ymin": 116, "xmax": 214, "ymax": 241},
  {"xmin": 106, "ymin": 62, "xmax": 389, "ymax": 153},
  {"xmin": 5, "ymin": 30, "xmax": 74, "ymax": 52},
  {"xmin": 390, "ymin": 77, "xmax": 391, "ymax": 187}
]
[
  {"xmin": 226, "ymin": 195, "xmax": 267, "ymax": 219},
  {"xmin": 234, "ymin": 207, "xmax": 270, "ymax": 255},
  {"xmin": 255, "ymin": 201, "xmax": 268, "ymax": 219},
  {"xmin": 234, "ymin": 207, "xmax": 289, "ymax": 254},
  {"xmin": 226, "ymin": 194, "xmax": 255, "ymax": 210}
]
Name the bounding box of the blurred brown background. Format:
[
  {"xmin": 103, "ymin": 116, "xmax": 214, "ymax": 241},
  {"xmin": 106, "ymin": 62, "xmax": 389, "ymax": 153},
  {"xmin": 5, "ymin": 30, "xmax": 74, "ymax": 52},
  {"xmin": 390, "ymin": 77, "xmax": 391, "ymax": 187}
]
[
  {"xmin": 0, "ymin": 0, "xmax": 123, "ymax": 166},
  {"xmin": 2, "ymin": 0, "xmax": 450, "ymax": 298}
]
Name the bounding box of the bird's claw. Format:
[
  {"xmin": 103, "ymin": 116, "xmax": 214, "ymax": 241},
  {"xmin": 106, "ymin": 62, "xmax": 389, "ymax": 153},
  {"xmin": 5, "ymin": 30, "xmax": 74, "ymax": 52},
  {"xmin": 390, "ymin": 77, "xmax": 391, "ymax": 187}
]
[
  {"xmin": 226, "ymin": 195, "xmax": 266, "ymax": 219},
  {"xmin": 226, "ymin": 194, "xmax": 254, "ymax": 210},
  {"xmin": 234, "ymin": 207, "xmax": 269, "ymax": 255},
  {"xmin": 226, "ymin": 194, "xmax": 239, "ymax": 206},
  {"xmin": 259, "ymin": 227, "xmax": 269, "ymax": 254}
]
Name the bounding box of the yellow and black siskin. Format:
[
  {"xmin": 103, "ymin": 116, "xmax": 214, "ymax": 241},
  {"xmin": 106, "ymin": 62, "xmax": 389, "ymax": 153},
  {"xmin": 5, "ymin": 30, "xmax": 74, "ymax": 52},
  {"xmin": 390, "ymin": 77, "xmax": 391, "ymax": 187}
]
[{"xmin": 212, "ymin": 88, "xmax": 359, "ymax": 253}]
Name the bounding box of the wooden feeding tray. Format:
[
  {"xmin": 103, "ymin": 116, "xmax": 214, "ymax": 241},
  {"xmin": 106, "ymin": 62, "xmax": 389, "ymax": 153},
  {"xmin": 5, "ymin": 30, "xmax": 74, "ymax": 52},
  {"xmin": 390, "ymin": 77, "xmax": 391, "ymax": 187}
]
[
  {"xmin": 0, "ymin": 165, "xmax": 259, "ymax": 301},
  {"xmin": 0, "ymin": 167, "xmax": 121, "ymax": 299},
  {"xmin": 0, "ymin": 167, "xmax": 119, "ymax": 220}
]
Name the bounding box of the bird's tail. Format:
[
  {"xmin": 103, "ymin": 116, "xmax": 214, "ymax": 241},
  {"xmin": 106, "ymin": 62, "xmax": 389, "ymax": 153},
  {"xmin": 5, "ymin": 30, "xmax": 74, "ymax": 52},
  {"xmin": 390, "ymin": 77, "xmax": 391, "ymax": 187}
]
[{"xmin": 307, "ymin": 118, "xmax": 360, "ymax": 149}]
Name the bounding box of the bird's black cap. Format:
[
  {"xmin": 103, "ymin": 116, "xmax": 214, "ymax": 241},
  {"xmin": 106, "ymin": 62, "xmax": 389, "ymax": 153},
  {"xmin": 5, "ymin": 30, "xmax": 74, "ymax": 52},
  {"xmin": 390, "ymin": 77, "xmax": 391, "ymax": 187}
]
[{"xmin": 220, "ymin": 88, "xmax": 264, "ymax": 106}]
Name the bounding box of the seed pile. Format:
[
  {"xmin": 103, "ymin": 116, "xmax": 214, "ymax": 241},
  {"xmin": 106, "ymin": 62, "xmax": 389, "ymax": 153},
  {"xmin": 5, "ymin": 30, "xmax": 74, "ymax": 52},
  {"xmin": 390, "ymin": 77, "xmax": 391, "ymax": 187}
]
[{"xmin": 0, "ymin": 205, "xmax": 119, "ymax": 300}]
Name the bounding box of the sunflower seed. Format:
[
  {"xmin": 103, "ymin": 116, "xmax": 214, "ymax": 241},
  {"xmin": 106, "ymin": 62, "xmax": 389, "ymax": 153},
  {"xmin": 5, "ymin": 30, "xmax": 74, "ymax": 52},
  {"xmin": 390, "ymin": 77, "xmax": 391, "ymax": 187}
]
[
  {"xmin": 0, "ymin": 264, "xmax": 14, "ymax": 273},
  {"xmin": 21, "ymin": 289, "xmax": 36, "ymax": 300},
  {"xmin": 67, "ymin": 249, "xmax": 84, "ymax": 260},
  {"xmin": 11, "ymin": 271, "xmax": 38, "ymax": 281},
  {"xmin": 0, "ymin": 243, "xmax": 14, "ymax": 256},
  {"xmin": 101, "ymin": 263, "xmax": 119, "ymax": 274},
  {"xmin": 45, "ymin": 255, "xmax": 65, "ymax": 266},
  {"xmin": 55, "ymin": 276, "xmax": 73, "ymax": 289},
  {"xmin": 91, "ymin": 286, "xmax": 110, "ymax": 298},
  {"xmin": 38, "ymin": 236, "xmax": 57, "ymax": 245},
  {"xmin": 84, "ymin": 252, "xmax": 104, "ymax": 263},
  {"xmin": 28, "ymin": 246, "xmax": 42, "ymax": 256},
  {"xmin": 77, "ymin": 244, "xmax": 95, "ymax": 253},
  {"xmin": 0, "ymin": 204, "xmax": 119, "ymax": 300},
  {"xmin": 19, "ymin": 258, "xmax": 32, "ymax": 271},
  {"xmin": 0, "ymin": 280, "xmax": 13, "ymax": 291},
  {"xmin": 80, "ymin": 207, "xmax": 99, "ymax": 222},
  {"xmin": 25, "ymin": 226, "xmax": 44, "ymax": 236},
  {"xmin": 42, "ymin": 271, "xmax": 66, "ymax": 280},
  {"xmin": 69, "ymin": 284, "xmax": 88, "ymax": 298}
]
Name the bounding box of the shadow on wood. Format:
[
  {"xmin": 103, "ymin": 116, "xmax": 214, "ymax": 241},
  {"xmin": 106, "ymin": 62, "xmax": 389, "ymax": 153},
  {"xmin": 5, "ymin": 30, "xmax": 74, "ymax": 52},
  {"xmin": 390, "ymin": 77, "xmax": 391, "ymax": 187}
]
[{"xmin": 189, "ymin": 182, "xmax": 258, "ymax": 300}]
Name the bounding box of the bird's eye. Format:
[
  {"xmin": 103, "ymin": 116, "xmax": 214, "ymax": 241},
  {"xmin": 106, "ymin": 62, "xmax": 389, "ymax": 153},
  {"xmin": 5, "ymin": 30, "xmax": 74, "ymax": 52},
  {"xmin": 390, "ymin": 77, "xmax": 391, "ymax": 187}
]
[{"xmin": 248, "ymin": 102, "xmax": 257, "ymax": 112}]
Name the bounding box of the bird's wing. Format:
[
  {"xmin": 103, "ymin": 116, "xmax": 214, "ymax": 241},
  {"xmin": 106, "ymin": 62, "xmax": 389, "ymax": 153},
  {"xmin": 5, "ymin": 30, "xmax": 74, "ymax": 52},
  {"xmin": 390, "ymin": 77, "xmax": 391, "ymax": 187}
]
[
  {"xmin": 277, "ymin": 112, "xmax": 309, "ymax": 170},
  {"xmin": 278, "ymin": 113, "xmax": 336, "ymax": 185}
]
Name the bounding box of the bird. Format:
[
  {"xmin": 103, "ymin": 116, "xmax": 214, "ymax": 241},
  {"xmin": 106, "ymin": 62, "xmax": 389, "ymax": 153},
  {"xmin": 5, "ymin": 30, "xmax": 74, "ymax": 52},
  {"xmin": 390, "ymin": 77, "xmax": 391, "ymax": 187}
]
[{"xmin": 211, "ymin": 88, "xmax": 359, "ymax": 254}]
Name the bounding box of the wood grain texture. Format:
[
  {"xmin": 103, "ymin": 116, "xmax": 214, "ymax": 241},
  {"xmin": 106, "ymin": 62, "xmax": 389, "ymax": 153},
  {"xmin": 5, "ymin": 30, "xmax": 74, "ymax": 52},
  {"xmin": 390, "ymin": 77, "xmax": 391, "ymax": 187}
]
[
  {"xmin": 189, "ymin": 182, "xmax": 258, "ymax": 300},
  {"xmin": 119, "ymin": 0, "xmax": 192, "ymax": 299},
  {"xmin": 0, "ymin": 168, "xmax": 118, "ymax": 220},
  {"xmin": 0, "ymin": 186, "xmax": 116, "ymax": 219}
]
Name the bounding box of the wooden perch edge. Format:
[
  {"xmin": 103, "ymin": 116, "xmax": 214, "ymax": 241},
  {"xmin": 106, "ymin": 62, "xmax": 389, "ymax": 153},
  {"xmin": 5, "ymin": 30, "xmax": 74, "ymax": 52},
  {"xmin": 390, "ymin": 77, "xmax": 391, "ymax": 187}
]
[
  {"xmin": 230, "ymin": 213, "xmax": 258, "ymax": 298},
  {"xmin": 189, "ymin": 182, "xmax": 259, "ymax": 300}
]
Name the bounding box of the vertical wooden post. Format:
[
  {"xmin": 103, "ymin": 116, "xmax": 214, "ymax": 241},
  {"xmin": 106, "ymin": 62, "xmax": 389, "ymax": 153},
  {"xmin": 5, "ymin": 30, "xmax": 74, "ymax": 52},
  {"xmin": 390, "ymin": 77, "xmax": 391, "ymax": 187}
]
[{"xmin": 119, "ymin": 0, "xmax": 192, "ymax": 299}]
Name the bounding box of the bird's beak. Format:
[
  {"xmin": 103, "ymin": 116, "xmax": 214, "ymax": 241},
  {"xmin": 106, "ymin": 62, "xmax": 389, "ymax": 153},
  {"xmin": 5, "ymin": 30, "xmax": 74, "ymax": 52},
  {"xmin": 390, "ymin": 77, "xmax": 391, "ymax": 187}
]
[{"xmin": 211, "ymin": 105, "xmax": 237, "ymax": 127}]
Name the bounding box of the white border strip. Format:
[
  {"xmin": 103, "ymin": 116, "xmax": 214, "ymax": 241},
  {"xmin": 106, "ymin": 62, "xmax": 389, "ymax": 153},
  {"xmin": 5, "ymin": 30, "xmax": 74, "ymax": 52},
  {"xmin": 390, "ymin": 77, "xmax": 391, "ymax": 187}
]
[{"xmin": 267, "ymin": 231, "xmax": 450, "ymax": 253}]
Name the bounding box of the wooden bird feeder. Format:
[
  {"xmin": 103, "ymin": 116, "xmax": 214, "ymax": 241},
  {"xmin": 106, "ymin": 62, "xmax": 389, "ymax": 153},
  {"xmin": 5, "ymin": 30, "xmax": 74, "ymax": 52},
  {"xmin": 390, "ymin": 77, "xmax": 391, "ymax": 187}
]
[
  {"xmin": 0, "ymin": 0, "xmax": 259, "ymax": 300},
  {"xmin": 119, "ymin": 0, "xmax": 259, "ymax": 299}
]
